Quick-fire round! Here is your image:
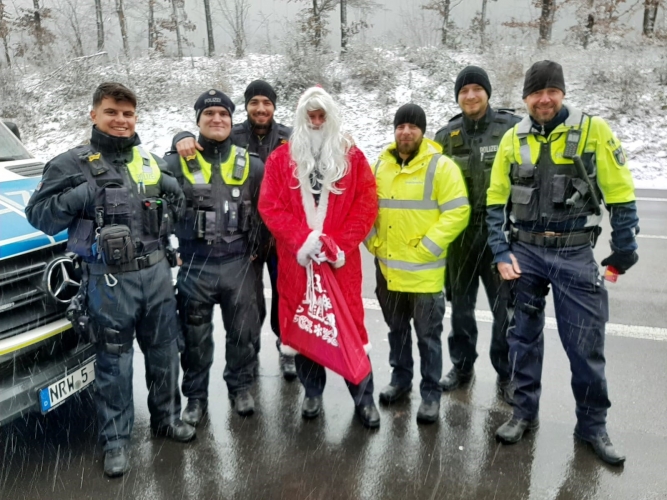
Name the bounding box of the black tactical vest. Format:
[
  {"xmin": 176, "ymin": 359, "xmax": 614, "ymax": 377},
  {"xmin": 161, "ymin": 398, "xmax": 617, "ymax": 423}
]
[
  {"xmin": 509, "ymin": 112, "xmax": 603, "ymax": 226},
  {"xmin": 437, "ymin": 109, "xmax": 519, "ymax": 217},
  {"xmin": 176, "ymin": 147, "xmax": 254, "ymax": 259},
  {"xmin": 66, "ymin": 146, "xmax": 167, "ymax": 262}
]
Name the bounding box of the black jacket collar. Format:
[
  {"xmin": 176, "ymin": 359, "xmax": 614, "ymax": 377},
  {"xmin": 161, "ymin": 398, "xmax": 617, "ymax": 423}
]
[
  {"xmin": 90, "ymin": 126, "xmax": 140, "ymax": 154},
  {"xmin": 462, "ymin": 105, "xmax": 494, "ymax": 135},
  {"xmin": 197, "ymin": 134, "xmax": 232, "ymax": 161}
]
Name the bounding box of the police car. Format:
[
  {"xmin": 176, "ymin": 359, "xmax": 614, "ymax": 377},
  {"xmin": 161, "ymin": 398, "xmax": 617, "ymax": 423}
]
[{"xmin": 0, "ymin": 120, "xmax": 95, "ymax": 426}]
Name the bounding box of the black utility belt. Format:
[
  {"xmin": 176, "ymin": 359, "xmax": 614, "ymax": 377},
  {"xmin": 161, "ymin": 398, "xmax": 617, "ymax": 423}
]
[
  {"xmin": 511, "ymin": 228, "xmax": 599, "ymax": 248},
  {"xmin": 84, "ymin": 249, "xmax": 165, "ymax": 275}
]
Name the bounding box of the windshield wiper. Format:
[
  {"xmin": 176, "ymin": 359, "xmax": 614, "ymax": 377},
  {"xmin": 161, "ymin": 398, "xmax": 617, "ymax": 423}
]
[{"xmin": 0, "ymin": 156, "xmax": 21, "ymax": 161}]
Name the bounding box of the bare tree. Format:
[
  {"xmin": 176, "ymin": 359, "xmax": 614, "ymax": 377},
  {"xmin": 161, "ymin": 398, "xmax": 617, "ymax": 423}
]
[
  {"xmin": 0, "ymin": 0, "xmax": 10, "ymax": 66},
  {"xmin": 217, "ymin": 0, "xmax": 249, "ymax": 58},
  {"xmin": 115, "ymin": 0, "xmax": 129, "ymax": 57},
  {"xmin": 53, "ymin": 0, "xmax": 89, "ymax": 57},
  {"xmin": 503, "ymin": 0, "xmax": 561, "ymax": 43},
  {"xmin": 203, "ymin": 0, "xmax": 215, "ymax": 56},
  {"xmin": 643, "ymin": 0, "xmax": 661, "ymax": 36},
  {"xmin": 148, "ymin": 0, "xmax": 156, "ymax": 48},
  {"xmin": 340, "ymin": 0, "xmax": 347, "ymax": 52},
  {"xmin": 289, "ymin": 0, "xmax": 379, "ymax": 49},
  {"xmin": 170, "ymin": 0, "xmax": 183, "ymax": 57},
  {"xmin": 539, "ymin": 0, "xmax": 556, "ymax": 42},
  {"xmin": 421, "ymin": 0, "xmax": 463, "ymax": 46},
  {"xmin": 564, "ymin": 0, "xmax": 634, "ymax": 47},
  {"xmin": 94, "ymin": 0, "xmax": 104, "ymax": 51},
  {"xmin": 15, "ymin": 0, "xmax": 55, "ymax": 59}
]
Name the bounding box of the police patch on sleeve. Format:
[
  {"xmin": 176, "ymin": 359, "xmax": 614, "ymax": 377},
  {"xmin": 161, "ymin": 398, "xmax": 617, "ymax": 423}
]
[{"xmin": 613, "ymin": 146, "xmax": 626, "ymax": 166}]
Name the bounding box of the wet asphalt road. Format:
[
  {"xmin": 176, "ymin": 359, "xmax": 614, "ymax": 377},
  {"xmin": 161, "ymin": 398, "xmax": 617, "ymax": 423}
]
[{"xmin": 1, "ymin": 191, "xmax": 666, "ymax": 500}]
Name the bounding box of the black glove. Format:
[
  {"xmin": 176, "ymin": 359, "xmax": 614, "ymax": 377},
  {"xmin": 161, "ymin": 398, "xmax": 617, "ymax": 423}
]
[{"xmin": 600, "ymin": 251, "xmax": 638, "ymax": 274}]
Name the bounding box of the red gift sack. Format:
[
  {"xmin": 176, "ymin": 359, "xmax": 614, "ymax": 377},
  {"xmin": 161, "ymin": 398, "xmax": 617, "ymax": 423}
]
[{"xmin": 283, "ymin": 261, "xmax": 371, "ymax": 385}]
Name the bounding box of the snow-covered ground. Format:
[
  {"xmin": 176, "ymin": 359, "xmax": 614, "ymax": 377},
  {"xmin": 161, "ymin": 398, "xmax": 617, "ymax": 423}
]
[{"xmin": 12, "ymin": 45, "xmax": 667, "ymax": 189}]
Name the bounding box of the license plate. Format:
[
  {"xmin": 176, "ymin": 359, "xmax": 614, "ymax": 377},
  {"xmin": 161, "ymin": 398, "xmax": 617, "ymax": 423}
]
[{"xmin": 39, "ymin": 358, "xmax": 96, "ymax": 413}]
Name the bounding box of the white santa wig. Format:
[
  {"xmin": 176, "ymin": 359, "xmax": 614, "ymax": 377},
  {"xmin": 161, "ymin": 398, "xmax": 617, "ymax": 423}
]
[{"xmin": 290, "ymin": 86, "xmax": 351, "ymax": 195}]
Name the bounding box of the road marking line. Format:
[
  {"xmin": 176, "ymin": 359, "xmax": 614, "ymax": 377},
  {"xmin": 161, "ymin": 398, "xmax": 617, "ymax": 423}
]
[
  {"xmin": 266, "ymin": 292, "xmax": 667, "ymax": 342},
  {"xmin": 636, "ymin": 197, "xmax": 667, "ymax": 202},
  {"xmin": 361, "ymin": 298, "xmax": 667, "ymax": 342},
  {"xmin": 637, "ymin": 234, "xmax": 667, "ymax": 240}
]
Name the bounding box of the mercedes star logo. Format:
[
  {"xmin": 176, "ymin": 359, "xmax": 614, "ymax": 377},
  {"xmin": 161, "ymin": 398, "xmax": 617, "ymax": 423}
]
[{"xmin": 44, "ymin": 257, "xmax": 81, "ymax": 303}]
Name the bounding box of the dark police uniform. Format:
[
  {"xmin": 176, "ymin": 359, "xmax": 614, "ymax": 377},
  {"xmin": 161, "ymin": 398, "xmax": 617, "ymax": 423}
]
[
  {"xmin": 164, "ymin": 135, "xmax": 264, "ymax": 404},
  {"xmin": 434, "ymin": 107, "xmax": 520, "ymax": 387},
  {"xmin": 174, "ymin": 120, "xmax": 291, "ymax": 353},
  {"xmin": 487, "ymin": 103, "xmax": 639, "ymax": 439},
  {"xmin": 25, "ymin": 127, "xmax": 185, "ymax": 452}
]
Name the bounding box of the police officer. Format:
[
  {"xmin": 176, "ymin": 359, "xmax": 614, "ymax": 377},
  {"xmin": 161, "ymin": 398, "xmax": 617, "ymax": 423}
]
[
  {"xmin": 487, "ymin": 61, "xmax": 638, "ymax": 465},
  {"xmin": 434, "ymin": 67, "xmax": 520, "ymax": 403},
  {"xmin": 164, "ymin": 89, "xmax": 265, "ymax": 424},
  {"xmin": 173, "ymin": 81, "xmax": 295, "ymax": 380},
  {"xmin": 25, "ymin": 82, "xmax": 194, "ymax": 478},
  {"xmin": 366, "ymin": 104, "xmax": 470, "ymax": 424}
]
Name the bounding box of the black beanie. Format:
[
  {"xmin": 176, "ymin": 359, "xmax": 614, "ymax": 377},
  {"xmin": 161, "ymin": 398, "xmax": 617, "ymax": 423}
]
[
  {"xmin": 522, "ymin": 60, "xmax": 566, "ymax": 99},
  {"xmin": 244, "ymin": 80, "xmax": 277, "ymax": 109},
  {"xmin": 455, "ymin": 66, "xmax": 492, "ymax": 101},
  {"xmin": 394, "ymin": 104, "xmax": 427, "ymax": 134},
  {"xmin": 194, "ymin": 89, "xmax": 235, "ymax": 124}
]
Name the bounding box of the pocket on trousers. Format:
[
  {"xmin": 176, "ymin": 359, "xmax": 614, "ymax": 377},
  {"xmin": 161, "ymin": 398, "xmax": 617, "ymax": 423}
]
[{"xmin": 511, "ymin": 185, "xmax": 539, "ymax": 221}]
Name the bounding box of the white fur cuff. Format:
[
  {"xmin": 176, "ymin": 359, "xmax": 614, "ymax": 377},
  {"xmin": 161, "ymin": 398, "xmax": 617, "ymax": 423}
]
[
  {"xmin": 333, "ymin": 250, "xmax": 346, "ymax": 269},
  {"xmin": 296, "ymin": 230, "xmax": 322, "ymax": 267}
]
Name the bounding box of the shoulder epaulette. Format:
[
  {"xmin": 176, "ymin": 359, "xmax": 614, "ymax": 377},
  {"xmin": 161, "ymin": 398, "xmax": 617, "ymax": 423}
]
[{"xmin": 448, "ymin": 113, "xmax": 463, "ymax": 123}]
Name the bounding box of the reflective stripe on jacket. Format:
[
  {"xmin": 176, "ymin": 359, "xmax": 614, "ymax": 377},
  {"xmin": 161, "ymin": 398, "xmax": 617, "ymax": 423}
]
[{"xmin": 365, "ymin": 138, "xmax": 470, "ymax": 293}]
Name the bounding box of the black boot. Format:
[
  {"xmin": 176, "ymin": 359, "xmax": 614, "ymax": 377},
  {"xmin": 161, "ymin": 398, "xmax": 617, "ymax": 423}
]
[
  {"xmin": 439, "ymin": 366, "xmax": 474, "ymax": 391},
  {"xmin": 575, "ymin": 428, "xmax": 626, "ymax": 466},
  {"xmin": 301, "ymin": 395, "xmax": 323, "ymax": 419},
  {"xmin": 496, "ymin": 417, "xmax": 539, "ymax": 444},
  {"xmin": 416, "ymin": 400, "xmax": 440, "ymax": 424},
  {"xmin": 230, "ymin": 391, "xmax": 255, "ymax": 416},
  {"xmin": 182, "ymin": 399, "xmax": 207, "ymax": 427},
  {"xmin": 355, "ymin": 403, "xmax": 380, "ymax": 429},
  {"xmin": 496, "ymin": 377, "xmax": 515, "ymax": 406},
  {"xmin": 104, "ymin": 446, "xmax": 130, "ymax": 478},
  {"xmin": 151, "ymin": 419, "xmax": 197, "ymax": 442},
  {"xmin": 280, "ymin": 353, "xmax": 298, "ymax": 381},
  {"xmin": 379, "ymin": 384, "xmax": 412, "ymax": 404}
]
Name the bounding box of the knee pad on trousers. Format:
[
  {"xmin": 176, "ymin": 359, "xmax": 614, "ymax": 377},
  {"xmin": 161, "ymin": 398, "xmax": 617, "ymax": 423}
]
[{"xmin": 179, "ymin": 299, "xmax": 213, "ymax": 327}]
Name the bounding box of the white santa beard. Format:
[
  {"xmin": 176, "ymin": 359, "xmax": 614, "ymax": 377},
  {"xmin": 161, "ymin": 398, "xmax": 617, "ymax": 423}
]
[{"xmin": 309, "ymin": 128, "xmax": 325, "ymax": 156}]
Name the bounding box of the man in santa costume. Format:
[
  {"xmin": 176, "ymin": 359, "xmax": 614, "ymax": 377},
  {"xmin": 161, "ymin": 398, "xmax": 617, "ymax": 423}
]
[{"xmin": 258, "ymin": 86, "xmax": 380, "ymax": 428}]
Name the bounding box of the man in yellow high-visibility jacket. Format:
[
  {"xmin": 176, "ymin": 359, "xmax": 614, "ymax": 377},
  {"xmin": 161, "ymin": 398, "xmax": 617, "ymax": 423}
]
[{"xmin": 365, "ymin": 104, "xmax": 470, "ymax": 424}]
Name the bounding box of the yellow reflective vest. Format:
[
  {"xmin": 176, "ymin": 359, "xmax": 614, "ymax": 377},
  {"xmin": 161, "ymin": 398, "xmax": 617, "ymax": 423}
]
[
  {"xmin": 179, "ymin": 146, "xmax": 250, "ymax": 186},
  {"xmin": 365, "ymin": 138, "xmax": 470, "ymax": 293}
]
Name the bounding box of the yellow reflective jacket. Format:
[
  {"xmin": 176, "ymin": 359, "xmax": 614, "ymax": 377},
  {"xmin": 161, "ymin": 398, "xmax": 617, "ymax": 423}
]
[
  {"xmin": 365, "ymin": 138, "xmax": 470, "ymax": 293},
  {"xmin": 487, "ymin": 105, "xmax": 635, "ymax": 208}
]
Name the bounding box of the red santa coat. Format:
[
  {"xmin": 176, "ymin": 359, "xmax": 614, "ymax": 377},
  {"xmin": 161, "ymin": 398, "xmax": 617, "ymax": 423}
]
[{"xmin": 258, "ymin": 144, "xmax": 378, "ymax": 354}]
